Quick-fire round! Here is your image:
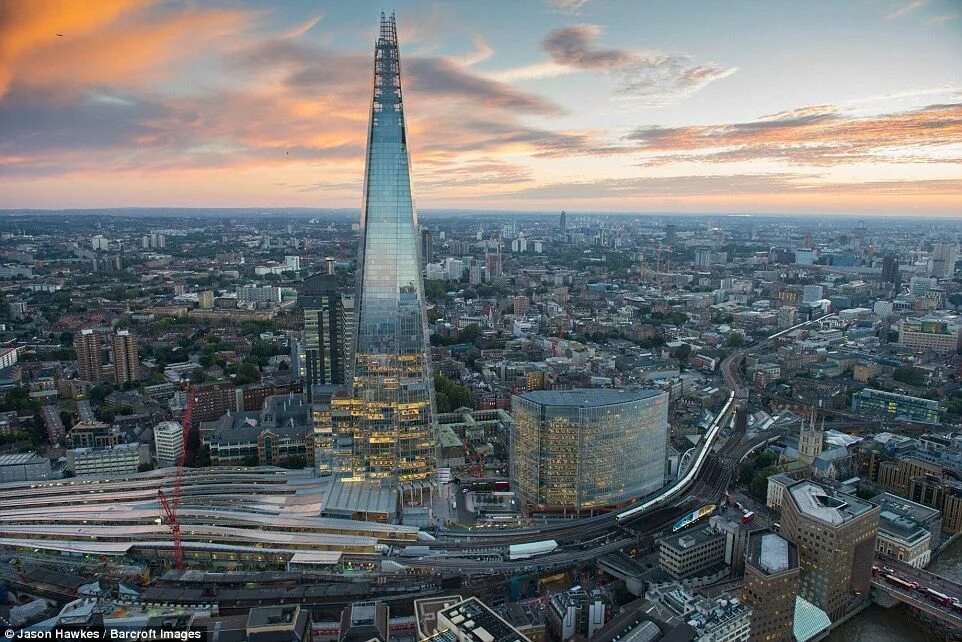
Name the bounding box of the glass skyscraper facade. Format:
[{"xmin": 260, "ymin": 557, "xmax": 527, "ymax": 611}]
[
  {"xmin": 511, "ymin": 389, "xmax": 669, "ymax": 511},
  {"xmin": 348, "ymin": 14, "xmax": 436, "ymax": 485}
]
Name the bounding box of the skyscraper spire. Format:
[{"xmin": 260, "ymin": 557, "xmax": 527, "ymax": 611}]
[{"xmin": 348, "ymin": 13, "xmax": 437, "ymax": 487}]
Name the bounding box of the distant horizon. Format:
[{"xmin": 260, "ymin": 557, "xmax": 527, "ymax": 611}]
[{"xmin": 1, "ymin": 206, "xmax": 961, "ymax": 224}]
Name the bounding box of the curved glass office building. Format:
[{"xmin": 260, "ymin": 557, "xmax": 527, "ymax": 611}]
[
  {"xmin": 511, "ymin": 389, "xmax": 669, "ymax": 511},
  {"xmin": 348, "ymin": 14, "xmax": 437, "ymax": 486}
]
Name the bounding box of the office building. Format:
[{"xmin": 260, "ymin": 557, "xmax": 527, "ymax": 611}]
[
  {"xmin": 511, "ymin": 389, "xmax": 668, "ymax": 511},
  {"xmin": 665, "ymin": 223, "xmax": 676, "ymax": 243},
  {"xmin": 302, "ymin": 273, "xmax": 347, "ymax": 398},
  {"xmin": 112, "ymin": 330, "xmax": 140, "ymax": 385},
  {"xmin": 851, "ymin": 388, "xmax": 940, "ymax": 424},
  {"xmin": 349, "ymin": 14, "xmax": 437, "ymax": 487},
  {"xmin": 154, "ymin": 420, "xmax": 184, "ymax": 468},
  {"xmin": 908, "ymin": 475, "xmax": 962, "ymax": 534},
  {"xmin": 873, "ymin": 500, "xmax": 932, "ymax": 568},
  {"xmin": 66, "ymin": 443, "xmax": 150, "ymax": 477},
  {"xmin": 766, "ymin": 473, "xmax": 797, "ymax": 512},
  {"xmin": 339, "ymin": 601, "xmax": 389, "ymax": 642},
  {"xmin": 438, "ymin": 597, "xmax": 532, "ymax": 642},
  {"xmin": 780, "ymin": 480, "xmax": 879, "ymax": 621},
  {"xmin": 742, "ymin": 531, "xmax": 798, "ymax": 642},
  {"xmin": 881, "ymin": 256, "xmax": 899, "ymax": 286},
  {"xmin": 545, "ymin": 589, "xmax": 611, "ymax": 641},
  {"xmin": 645, "ymin": 582, "xmax": 751, "ymax": 642},
  {"xmin": 559, "ymin": 210, "xmax": 567, "ymax": 235},
  {"xmin": 801, "ymin": 285, "xmax": 823, "ymax": 304},
  {"xmin": 0, "ymin": 453, "xmax": 52, "ymax": 483},
  {"xmin": 76, "ymin": 328, "xmax": 104, "ymax": 382},
  {"xmin": 897, "ymin": 315, "xmax": 962, "ymax": 354},
  {"xmin": 794, "ymin": 249, "xmax": 815, "ymax": 265},
  {"xmin": 659, "ymin": 524, "xmax": 727, "ymax": 581},
  {"xmin": 710, "ymin": 514, "xmax": 751, "ymax": 578}
]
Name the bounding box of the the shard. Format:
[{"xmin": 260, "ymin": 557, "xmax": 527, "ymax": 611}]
[{"xmin": 348, "ymin": 13, "xmax": 437, "ymax": 487}]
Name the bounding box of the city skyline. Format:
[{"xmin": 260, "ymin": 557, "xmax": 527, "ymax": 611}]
[{"xmin": 1, "ymin": 0, "xmax": 960, "ymax": 216}]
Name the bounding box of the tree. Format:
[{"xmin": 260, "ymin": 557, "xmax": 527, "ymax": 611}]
[
  {"xmin": 750, "ymin": 466, "xmax": 778, "ymax": 501},
  {"xmin": 893, "ymin": 366, "xmax": 925, "ymax": 387},
  {"xmin": 726, "ymin": 333, "xmax": 745, "ymax": 348},
  {"xmin": 234, "ymin": 363, "xmax": 261, "ymax": 385},
  {"xmin": 675, "ymin": 344, "xmax": 691, "ymax": 363}
]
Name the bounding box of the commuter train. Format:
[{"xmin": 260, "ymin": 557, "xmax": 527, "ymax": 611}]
[
  {"xmin": 614, "ymin": 315, "xmax": 835, "ymax": 524},
  {"xmin": 615, "ymin": 391, "xmax": 735, "ymax": 522}
]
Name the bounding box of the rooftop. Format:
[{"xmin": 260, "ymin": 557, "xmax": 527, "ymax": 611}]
[
  {"xmin": 438, "ymin": 597, "xmax": 531, "ymax": 642},
  {"xmin": 746, "ymin": 531, "xmax": 798, "ymax": 576},
  {"xmin": 517, "ymin": 388, "xmax": 664, "ymax": 407},
  {"xmin": 787, "ymin": 480, "xmax": 876, "ymax": 526}
]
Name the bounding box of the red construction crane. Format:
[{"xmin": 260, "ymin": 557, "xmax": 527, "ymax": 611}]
[{"xmin": 157, "ymin": 385, "xmax": 195, "ymax": 569}]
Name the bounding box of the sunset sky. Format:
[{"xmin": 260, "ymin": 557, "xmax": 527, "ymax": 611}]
[{"xmin": 1, "ymin": 0, "xmax": 960, "ymax": 215}]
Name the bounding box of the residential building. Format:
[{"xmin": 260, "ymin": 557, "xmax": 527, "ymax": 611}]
[
  {"xmin": 191, "ymin": 381, "xmax": 236, "ymax": 427},
  {"xmin": 742, "ymin": 531, "xmax": 798, "ymax": 642},
  {"xmin": 112, "ymin": 330, "xmax": 140, "ymax": 385},
  {"xmin": 197, "ymin": 290, "xmax": 214, "ymax": 309},
  {"xmin": 301, "ymin": 273, "xmax": 347, "ymax": 397},
  {"xmin": 75, "ymin": 328, "xmax": 104, "ymax": 382},
  {"xmin": 780, "ymin": 480, "xmax": 880, "ymax": 621},
  {"xmin": 511, "ymin": 389, "xmax": 668, "ymax": 511}
]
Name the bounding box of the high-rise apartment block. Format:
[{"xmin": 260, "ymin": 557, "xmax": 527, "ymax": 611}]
[
  {"xmin": 76, "ymin": 328, "xmax": 104, "ymax": 382},
  {"xmin": 302, "ymin": 273, "xmax": 347, "ymax": 399},
  {"xmin": 112, "ymin": 330, "xmax": 140, "ymax": 385}
]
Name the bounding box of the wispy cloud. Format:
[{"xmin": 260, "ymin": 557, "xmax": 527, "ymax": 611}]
[
  {"xmin": 924, "ymin": 14, "xmax": 958, "ymax": 25},
  {"xmin": 545, "ymin": 0, "xmax": 591, "ymax": 15},
  {"xmin": 629, "ymin": 102, "xmax": 962, "ymax": 166},
  {"xmin": 885, "ymin": 0, "xmax": 930, "ymax": 21}
]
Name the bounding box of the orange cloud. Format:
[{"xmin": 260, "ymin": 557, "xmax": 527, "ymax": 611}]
[
  {"xmin": 630, "ymin": 103, "xmax": 962, "ymax": 166},
  {"xmin": 0, "ymin": 0, "xmax": 251, "ymax": 101}
]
